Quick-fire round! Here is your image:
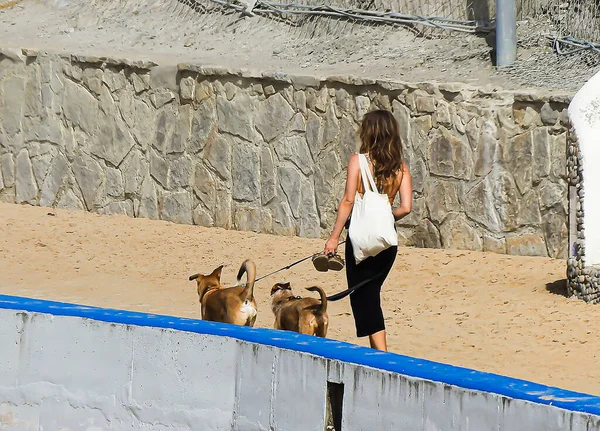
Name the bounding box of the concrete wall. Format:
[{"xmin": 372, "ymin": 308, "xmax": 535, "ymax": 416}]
[
  {"xmin": 1, "ymin": 294, "xmax": 600, "ymax": 431},
  {"xmin": 0, "ymin": 47, "xmax": 572, "ymax": 258}
]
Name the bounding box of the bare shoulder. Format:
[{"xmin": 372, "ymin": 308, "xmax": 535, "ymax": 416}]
[
  {"xmin": 347, "ymin": 153, "xmax": 360, "ymax": 169},
  {"xmin": 401, "ymin": 161, "xmax": 410, "ymax": 173}
]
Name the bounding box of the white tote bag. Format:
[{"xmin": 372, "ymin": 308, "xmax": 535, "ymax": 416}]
[{"xmin": 348, "ymin": 154, "xmax": 398, "ymax": 264}]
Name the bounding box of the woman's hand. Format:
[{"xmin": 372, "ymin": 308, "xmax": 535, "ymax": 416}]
[{"xmin": 324, "ymin": 236, "xmax": 339, "ymax": 257}]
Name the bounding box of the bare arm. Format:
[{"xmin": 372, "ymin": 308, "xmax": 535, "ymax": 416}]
[
  {"xmin": 392, "ymin": 163, "xmax": 412, "ymax": 221},
  {"xmin": 324, "ymin": 154, "xmax": 360, "ymax": 255}
]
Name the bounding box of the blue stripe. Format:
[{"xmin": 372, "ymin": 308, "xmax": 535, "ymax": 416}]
[{"xmin": 1, "ymin": 293, "xmax": 599, "ymax": 415}]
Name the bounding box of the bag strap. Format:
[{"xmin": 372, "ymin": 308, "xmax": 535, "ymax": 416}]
[{"xmin": 358, "ymin": 153, "xmax": 378, "ymax": 193}]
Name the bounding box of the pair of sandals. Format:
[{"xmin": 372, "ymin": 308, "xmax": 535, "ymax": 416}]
[{"xmin": 312, "ymin": 252, "xmax": 345, "ymax": 272}]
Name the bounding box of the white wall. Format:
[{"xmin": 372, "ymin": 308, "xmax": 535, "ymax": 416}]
[
  {"xmin": 1, "ymin": 296, "xmax": 599, "ymax": 431},
  {"xmin": 568, "ymin": 70, "xmax": 600, "ymax": 266}
]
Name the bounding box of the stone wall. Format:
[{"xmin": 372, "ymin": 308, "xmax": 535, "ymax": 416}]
[{"xmin": 0, "ymin": 47, "xmax": 572, "ymax": 258}]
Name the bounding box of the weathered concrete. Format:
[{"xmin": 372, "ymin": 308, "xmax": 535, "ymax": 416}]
[
  {"xmin": 0, "ymin": 49, "xmax": 572, "ymax": 257},
  {"xmin": 1, "ymin": 294, "xmax": 599, "ymax": 431}
]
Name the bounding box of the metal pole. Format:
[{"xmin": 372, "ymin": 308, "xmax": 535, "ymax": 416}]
[{"xmin": 496, "ymin": 0, "xmax": 517, "ymax": 66}]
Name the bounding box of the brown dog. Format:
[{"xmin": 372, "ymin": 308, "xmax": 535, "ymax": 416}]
[
  {"xmin": 270, "ymin": 282, "xmax": 329, "ymax": 337},
  {"xmin": 189, "ymin": 260, "xmax": 257, "ymax": 327}
]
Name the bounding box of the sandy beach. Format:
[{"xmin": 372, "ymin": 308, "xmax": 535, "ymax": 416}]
[{"xmin": 1, "ymin": 202, "xmax": 598, "ymax": 395}]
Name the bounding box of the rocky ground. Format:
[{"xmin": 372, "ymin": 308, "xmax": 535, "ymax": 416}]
[{"xmin": 0, "ymin": 0, "xmax": 598, "ymax": 92}]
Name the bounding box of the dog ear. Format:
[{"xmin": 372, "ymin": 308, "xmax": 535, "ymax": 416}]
[{"xmin": 210, "ymin": 265, "xmax": 224, "ymax": 281}]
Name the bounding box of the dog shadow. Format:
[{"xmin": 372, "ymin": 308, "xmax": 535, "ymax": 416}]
[{"xmin": 545, "ymin": 279, "xmax": 569, "ymax": 297}]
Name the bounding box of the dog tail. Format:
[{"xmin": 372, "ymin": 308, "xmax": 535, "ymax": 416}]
[
  {"xmin": 237, "ymin": 259, "xmax": 257, "ymax": 302},
  {"xmin": 306, "ymin": 286, "xmax": 327, "ymax": 314}
]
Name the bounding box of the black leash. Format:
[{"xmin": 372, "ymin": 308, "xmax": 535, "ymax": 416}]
[
  {"xmin": 326, "ymin": 268, "xmax": 387, "ymax": 302},
  {"xmin": 254, "ymin": 239, "xmax": 387, "ymax": 302},
  {"xmin": 254, "ymin": 241, "xmax": 346, "ymax": 283}
]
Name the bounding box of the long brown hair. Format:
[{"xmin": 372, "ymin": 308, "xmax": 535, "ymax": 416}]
[{"xmin": 358, "ymin": 110, "xmax": 404, "ymax": 190}]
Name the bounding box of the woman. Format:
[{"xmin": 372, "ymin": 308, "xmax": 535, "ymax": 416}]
[{"xmin": 324, "ymin": 110, "xmax": 412, "ymax": 351}]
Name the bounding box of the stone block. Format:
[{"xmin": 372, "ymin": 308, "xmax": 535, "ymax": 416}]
[
  {"xmin": 2, "ymin": 153, "xmax": 15, "ymax": 188},
  {"xmin": 234, "ymin": 206, "xmax": 261, "ymax": 232},
  {"xmin": 398, "ymin": 196, "xmax": 426, "ymax": 227},
  {"xmin": 104, "ymin": 166, "xmax": 124, "ymax": 198},
  {"xmin": 543, "ymin": 210, "xmax": 567, "ymax": 259},
  {"xmin": 540, "ymin": 102, "xmax": 559, "ymax": 125},
  {"xmin": 492, "ymin": 170, "xmax": 541, "ymax": 231},
  {"xmin": 532, "ymin": 127, "xmax": 551, "ymax": 183},
  {"xmin": 260, "ymin": 147, "xmax": 276, "ymax": 205},
  {"xmin": 513, "ymin": 104, "xmax": 540, "ymax": 128},
  {"xmin": 506, "ymin": 232, "xmax": 547, "ymax": 257},
  {"xmin": 538, "ymin": 180, "xmax": 565, "ymax": 210},
  {"xmin": 1, "ymin": 76, "xmax": 25, "ymax": 136},
  {"xmin": 56, "ymin": 189, "xmax": 85, "ymax": 211},
  {"xmin": 410, "ymin": 115, "xmax": 432, "ymax": 157},
  {"xmin": 294, "ymin": 90, "xmax": 307, "ymax": 114},
  {"xmin": 150, "ymin": 88, "xmax": 175, "ymax": 108},
  {"xmin": 169, "ymin": 156, "xmax": 193, "ymax": 189},
  {"xmin": 39, "ymin": 152, "xmax": 69, "ymax": 207},
  {"xmin": 307, "ymin": 87, "xmax": 328, "ymax": 113},
  {"xmin": 149, "ymin": 148, "xmax": 169, "ymax": 189},
  {"xmin": 121, "ymin": 149, "xmax": 148, "ymax": 195},
  {"xmin": 428, "ymin": 127, "xmax": 473, "ymax": 180},
  {"xmin": 232, "ymin": 143, "xmax": 260, "ymax": 202},
  {"xmin": 424, "ymin": 179, "xmax": 460, "ymax": 224},
  {"xmin": 412, "ymin": 219, "xmax": 442, "ymax": 249},
  {"xmin": 82, "ymin": 68, "xmax": 103, "ymax": 96},
  {"xmin": 435, "ymin": 100, "xmax": 452, "ymax": 127},
  {"xmin": 193, "ymin": 162, "xmax": 216, "ymax": 208},
  {"xmin": 314, "ymin": 151, "xmax": 342, "ymax": 212},
  {"xmin": 278, "ymin": 165, "xmax": 302, "ymax": 218},
  {"xmin": 274, "ymin": 136, "xmax": 313, "ymax": 176},
  {"xmin": 463, "ymin": 177, "xmax": 501, "ymax": 232},
  {"xmin": 355, "ymin": 95, "xmax": 371, "ymax": 121},
  {"xmin": 98, "ymin": 201, "xmax": 134, "ymax": 216},
  {"xmin": 474, "ymin": 121, "xmax": 498, "ymax": 177},
  {"xmin": 339, "ymin": 116, "xmax": 359, "ymax": 165},
  {"xmin": 102, "ymin": 68, "xmax": 128, "ymax": 93},
  {"xmin": 180, "ymin": 76, "xmax": 195, "ymax": 101},
  {"xmin": 255, "ymin": 93, "xmax": 295, "ymax": 142},
  {"xmin": 214, "ymin": 187, "xmax": 232, "ymax": 229},
  {"xmin": 216, "ymin": 93, "xmax": 257, "ymax": 141},
  {"xmin": 204, "ymin": 134, "xmax": 232, "ymax": 182},
  {"xmin": 15, "ymin": 149, "xmax": 38, "ymax": 204},
  {"xmin": 72, "ymin": 153, "xmax": 104, "ymax": 210},
  {"xmin": 323, "ymin": 102, "xmax": 340, "ymax": 145},
  {"xmin": 167, "ymin": 106, "xmax": 192, "ymax": 154},
  {"xmin": 159, "ymin": 190, "xmax": 193, "ymax": 224},
  {"xmin": 194, "ymin": 81, "xmax": 214, "ymax": 104},
  {"xmin": 62, "ymin": 79, "xmax": 98, "ymax": 134},
  {"xmin": 392, "ymin": 100, "xmax": 411, "ymax": 151},
  {"xmin": 483, "ymin": 234, "xmax": 506, "ymax": 254},
  {"xmin": 189, "ymin": 98, "xmax": 217, "ymax": 154},
  {"xmin": 550, "ymin": 133, "xmax": 567, "ymax": 180},
  {"xmin": 502, "ymin": 131, "xmax": 532, "ymax": 194},
  {"xmin": 193, "ymin": 203, "xmax": 214, "ymax": 226},
  {"xmin": 439, "ymin": 213, "xmax": 483, "ymax": 251},
  {"xmin": 415, "ymin": 96, "xmax": 435, "ymax": 113},
  {"xmin": 299, "ymin": 180, "xmax": 320, "ymax": 238},
  {"xmin": 138, "ymin": 175, "xmax": 159, "ymax": 220},
  {"xmin": 306, "ymin": 110, "xmax": 323, "ymax": 158},
  {"xmin": 289, "ymin": 113, "xmax": 306, "ymax": 133}
]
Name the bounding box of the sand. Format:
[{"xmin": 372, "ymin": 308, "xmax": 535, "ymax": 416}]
[
  {"xmin": 0, "ymin": 0, "xmax": 598, "ymax": 91},
  {"xmin": 1, "ymin": 202, "xmax": 598, "ymax": 395}
]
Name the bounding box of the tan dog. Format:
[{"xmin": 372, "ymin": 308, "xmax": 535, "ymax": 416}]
[
  {"xmin": 270, "ymin": 282, "xmax": 329, "ymax": 337},
  {"xmin": 189, "ymin": 260, "xmax": 257, "ymax": 326}
]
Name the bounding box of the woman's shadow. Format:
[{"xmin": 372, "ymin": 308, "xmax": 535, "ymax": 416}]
[{"xmin": 545, "ymin": 279, "xmax": 569, "ymax": 297}]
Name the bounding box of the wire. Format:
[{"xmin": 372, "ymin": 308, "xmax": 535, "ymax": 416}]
[{"xmin": 187, "ymin": 0, "xmax": 495, "ymax": 33}]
